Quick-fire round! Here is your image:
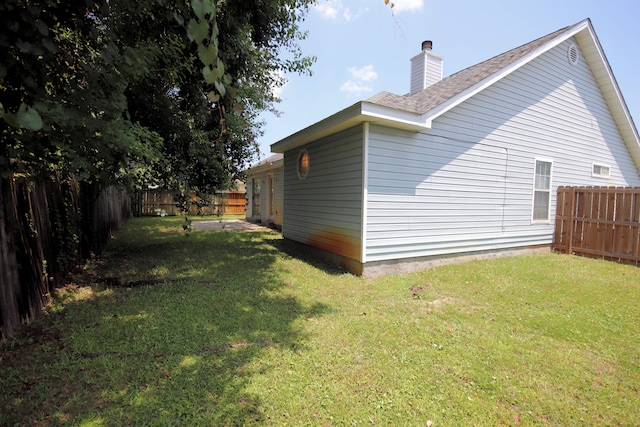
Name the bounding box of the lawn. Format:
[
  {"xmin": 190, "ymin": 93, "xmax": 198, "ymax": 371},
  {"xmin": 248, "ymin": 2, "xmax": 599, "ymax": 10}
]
[{"xmin": 2, "ymin": 216, "xmax": 639, "ymax": 426}]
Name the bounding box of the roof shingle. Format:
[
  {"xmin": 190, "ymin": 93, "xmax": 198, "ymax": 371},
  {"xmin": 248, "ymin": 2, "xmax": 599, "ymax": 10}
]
[{"xmin": 367, "ymin": 23, "xmax": 579, "ymax": 115}]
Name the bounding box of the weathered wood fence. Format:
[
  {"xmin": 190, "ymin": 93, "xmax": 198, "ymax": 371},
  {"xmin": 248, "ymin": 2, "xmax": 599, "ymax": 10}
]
[
  {"xmin": 0, "ymin": 174, "xmax": 130, "ymax": 341},
  {"xmin": 133, "ymin": 189, "xmax": 246, "ymax": 216},
  {"xmin": 553, "ymin": 186, "xmax": 640, "ymax": 265}
]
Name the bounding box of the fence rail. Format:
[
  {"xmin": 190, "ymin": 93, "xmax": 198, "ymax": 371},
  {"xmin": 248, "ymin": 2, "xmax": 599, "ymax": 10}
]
[{"xmin": 553, "ymin": 186, "xmax": 640, "ymax": 265}]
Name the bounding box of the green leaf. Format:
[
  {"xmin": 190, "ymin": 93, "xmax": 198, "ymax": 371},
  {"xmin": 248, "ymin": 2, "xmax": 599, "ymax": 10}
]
[
  {"xmin": 191, "ymin": 0, "xmax": 216, "ymax": 21},
  {"xmin": 15, "ymin": 103, "xmax": 44, "ymax": 131},
  {"xmin": 197, "ymin": 43, "xmax": 218, "ymax": 67},
  {"xmin": 202, "ymin": 66, "xmax": 219, "ymax": 85},
  {"xmin": 41, "ymin": 38, "xmax": 58, "ymax": 53},
  {"xmin": 187, "ymin": 19, "xmax": 209, "ymax": 43},
  {"xmin": 172, "ymin": 11, "xmax": 184, "ymax": 26},
  {"xmin": 214, "ymin": 80, "xmax": 226, "ymax": 98},
  {"xmin": 217, "ymin": 60, "xmax": 225, "ymax": 77},
  {"xmin": 35, "ymin": 20, "xmax": 49, "ymax": 36}
]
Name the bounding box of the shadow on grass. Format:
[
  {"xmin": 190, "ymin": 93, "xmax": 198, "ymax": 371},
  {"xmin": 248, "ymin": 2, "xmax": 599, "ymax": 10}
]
[
  {"xmin": 269, "ymin": 238, "xmax": 355, "ymax": 276},
  {"xmin": 1, "ymin": 218, "xmax": 330, "ymax": 425}
]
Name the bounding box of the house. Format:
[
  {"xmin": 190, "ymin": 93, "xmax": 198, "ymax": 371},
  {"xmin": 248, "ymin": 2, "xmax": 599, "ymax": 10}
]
[
  {"xmin": 270, "ymin": 19, "xmax": 640, "ymax": 277},
  {"xmin": 246, "ymin": 153, "xmax": 284, "ymax": 229}
]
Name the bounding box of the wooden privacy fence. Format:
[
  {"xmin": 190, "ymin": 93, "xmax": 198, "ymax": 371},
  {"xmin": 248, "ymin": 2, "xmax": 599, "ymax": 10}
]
[
  {"xmin": 1, "ymin": 175, "xmax": 130, "ymax": 341},
  {"xmin": 134, "ymin": 189, "xmax": 246, "ymax": 216},
  {"xmin": 553, "ymin": 186, "xmax": 640, "ymax": 265}
]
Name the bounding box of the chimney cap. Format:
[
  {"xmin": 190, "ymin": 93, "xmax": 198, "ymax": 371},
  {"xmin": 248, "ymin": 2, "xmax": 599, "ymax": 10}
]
[{"xmin": 421, "ymin": 40, "xmax": 433, "ymax": 51}]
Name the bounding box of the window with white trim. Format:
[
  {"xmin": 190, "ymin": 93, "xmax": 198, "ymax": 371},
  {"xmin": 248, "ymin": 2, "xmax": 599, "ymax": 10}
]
[
  {"xmin": 532, "ymin": 159, "xmax": 553, "ymax": 222},
  {"xmin": 592, "ymin": 163, "xmax": 610, "ymax": 178}
]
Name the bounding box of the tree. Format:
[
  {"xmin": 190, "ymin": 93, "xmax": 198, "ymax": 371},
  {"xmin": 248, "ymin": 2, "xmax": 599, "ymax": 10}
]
[{"xmin": 0, "ymin": 0, "xmax": 315, "ymax": 193}]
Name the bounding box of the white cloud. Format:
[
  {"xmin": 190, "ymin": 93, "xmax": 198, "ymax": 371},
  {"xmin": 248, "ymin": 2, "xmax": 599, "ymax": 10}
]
[
  {"xmin": 343, "ymin": 7, "xmax": 352, "ymax": 21},
  {"xmin": 314, "ymin": 0, "xmax": 368, "ymax": 21},
  {"xmin": 340, "ymin": 64, "xmax": 378, "ymax": 96},
  {"xmin": 340, "ymin": 80, "xmax": 372, "ymax": 95},
  {"xmin": 389, "ymin": 0, "xmax": 423, "ymax": 13},
  {"xmin": 348, "ymin": 64, "xmax": 377, "ymax": 83},
  {"xmin": 314, "ymin": 0, "xmax": 341, "ymax": 19}
]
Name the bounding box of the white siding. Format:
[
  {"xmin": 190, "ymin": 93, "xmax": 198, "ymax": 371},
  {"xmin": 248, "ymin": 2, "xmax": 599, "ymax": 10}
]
[
  {"xmin": 283, "ymin": 126, "xmax": 364, "ymax": 261},
  {"xmin": 410, "ymin": 53, "xmax": 425, "ymax": 94},
  {"xmin": 410, "ymin": 51, "xmax": 443, "ymax": 94},
  {"xmin": 425, "ymin": 55, "xmax": 443, "ymax": 88},
  {"xmin": 365, "ymin": 38, "xmax": 640, "ymax": 262}
]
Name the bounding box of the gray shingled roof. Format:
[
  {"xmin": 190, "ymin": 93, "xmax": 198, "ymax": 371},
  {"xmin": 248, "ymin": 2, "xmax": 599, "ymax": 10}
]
[
  {"xmin": 367, "ymin": 23, "xmax": 579, "ymax": 114},
  {"xmin": 249, "ymin": 152, "xmax": 283, "ymax": 169}
]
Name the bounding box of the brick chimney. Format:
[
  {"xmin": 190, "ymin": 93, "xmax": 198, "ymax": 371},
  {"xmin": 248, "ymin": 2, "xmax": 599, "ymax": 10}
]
[{"xmin": 409, "ymin": 40, "xmax": 443, "ymax": 94}]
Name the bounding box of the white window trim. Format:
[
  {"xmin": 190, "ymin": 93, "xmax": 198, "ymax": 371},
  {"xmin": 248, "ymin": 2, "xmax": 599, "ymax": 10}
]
[
  {"xmin": 592, "ymin": 163, "xmax": 610, "ymax": 178},
  {"xmin": 531, "ymin": 158, "xmax": 553, "ymax": 224}
]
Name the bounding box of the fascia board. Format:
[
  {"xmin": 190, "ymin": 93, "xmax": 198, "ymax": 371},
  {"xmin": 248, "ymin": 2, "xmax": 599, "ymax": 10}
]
[
  {"xmin": 271, "ymin": 102, "xmax": 429, "ymax": 153},
  {"xmin": 360, "ymin": 102, "xmax": 429, "ymax": 131},
  {"xmin": 271, "ymin": 103, "xmax": 363, "ymax": 152}
]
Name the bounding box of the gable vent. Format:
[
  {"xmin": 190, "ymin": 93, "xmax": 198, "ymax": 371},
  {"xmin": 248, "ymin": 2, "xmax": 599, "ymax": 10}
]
[{"xmin": 568, "ymin": 43, "xmax": 579, "ymax": 66}]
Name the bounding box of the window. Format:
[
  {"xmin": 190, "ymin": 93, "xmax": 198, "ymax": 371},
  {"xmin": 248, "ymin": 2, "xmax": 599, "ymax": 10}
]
[
  {"xmin": 592, "ymin": 163, "xmax": 610, "ymax": 178},
  {"xmin": 297, "ymin": 149, "xmax": 310, "ymax": 179},
  {"xmin": 532, "ymin": 159, "xmax": 552, "ymax": 222}
]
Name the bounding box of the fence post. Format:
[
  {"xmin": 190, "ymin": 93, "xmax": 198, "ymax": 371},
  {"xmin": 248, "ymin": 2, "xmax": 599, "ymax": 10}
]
[{"xmin": 567, "ymin": 186, "xmax": 576, "ymax": 255}]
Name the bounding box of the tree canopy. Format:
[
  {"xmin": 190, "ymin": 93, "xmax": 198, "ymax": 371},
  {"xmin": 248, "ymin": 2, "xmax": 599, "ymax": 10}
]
[{"xmin": 0, "ymin": 0, "xmax": 315, "ymax": 193}]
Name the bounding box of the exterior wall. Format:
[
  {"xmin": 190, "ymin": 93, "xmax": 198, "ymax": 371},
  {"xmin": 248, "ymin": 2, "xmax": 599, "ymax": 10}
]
[
  {"xmin": 365, "ymin": 37, "xmax": 640, "ymax": 264},
  {"xmin": 246, "ymin": 168, "xmax": 283, "ymax": 227},
  {"xmin": 283, "ymin": 125, "xmax": 364, "ymax": 263},
  {"xmin": 264, "ymin": 169, "xmax": 284, "ymax": 227}
]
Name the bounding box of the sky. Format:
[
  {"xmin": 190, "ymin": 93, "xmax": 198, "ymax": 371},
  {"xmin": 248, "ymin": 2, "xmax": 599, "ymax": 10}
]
[{"xmin": 254, "ymin": 0, "xmax": 640, "ymax": 160}]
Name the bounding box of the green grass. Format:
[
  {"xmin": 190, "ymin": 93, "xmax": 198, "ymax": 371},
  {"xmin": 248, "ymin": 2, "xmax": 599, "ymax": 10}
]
[{"xmin": 2, "ymin": 216, "xmax": 639, "ymax": 426}]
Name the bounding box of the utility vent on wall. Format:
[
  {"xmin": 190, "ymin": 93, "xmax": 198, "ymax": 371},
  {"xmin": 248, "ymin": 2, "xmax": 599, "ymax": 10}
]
[{"xmin": 568, "ymin": 43, "xmax": 579, "ymax": 66}]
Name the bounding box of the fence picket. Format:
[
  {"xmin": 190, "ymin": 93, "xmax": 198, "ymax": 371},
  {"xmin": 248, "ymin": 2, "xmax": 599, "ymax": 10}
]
[
  {"xmin": 553, "ymin": 186, "xmax": 640, "ymax": 266},
  {"xmin": 134, "ymin": 189, "xmax": 246, "ymax": 216}
]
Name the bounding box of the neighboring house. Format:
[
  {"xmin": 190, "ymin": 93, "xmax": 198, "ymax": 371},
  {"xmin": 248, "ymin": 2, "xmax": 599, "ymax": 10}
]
[
  {"xmin": 246, "ymin": 153, "xmax": 284, "ymax": 229},
  {"xmin": 271, "ymin": 19, "xmax": 640, "ymax": 277}
]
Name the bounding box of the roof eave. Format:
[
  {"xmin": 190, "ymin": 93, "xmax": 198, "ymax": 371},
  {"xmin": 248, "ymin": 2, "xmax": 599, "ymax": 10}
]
[
  {"xmin": 247, "ymin": 159, "xmax": 283, "ymax": 174},
  {"xmin": 270, "ymin": 102, "xmax": 429, "ymax": 153}
]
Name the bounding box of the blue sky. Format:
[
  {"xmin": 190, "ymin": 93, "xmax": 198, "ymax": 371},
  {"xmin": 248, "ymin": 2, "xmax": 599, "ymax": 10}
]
[{"xmin": 255, "ymin": 0, "xmax": 640, "ymax": 159}]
